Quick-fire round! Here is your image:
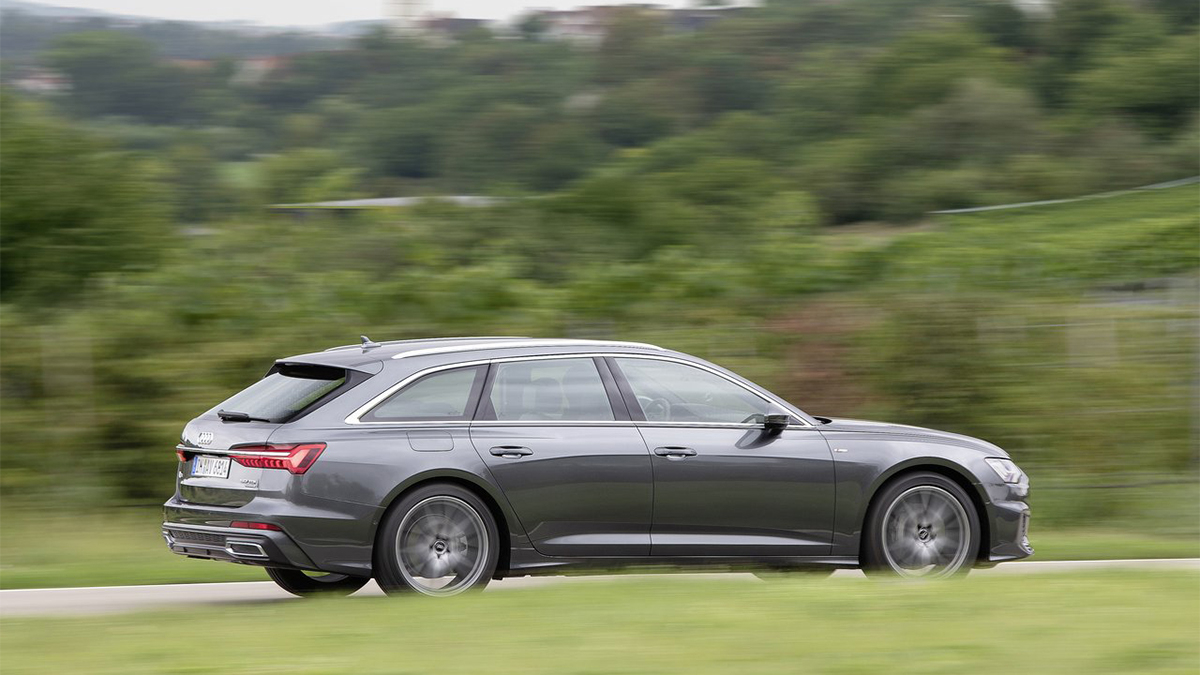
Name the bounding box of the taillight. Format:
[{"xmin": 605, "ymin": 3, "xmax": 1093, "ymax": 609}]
[
  {"xmin": 176, "ymin": 449, "xmax": 189, "ymax": 462},
  {"xmin": 229, "ymin": 443, "xmax": 326, "ymax": 474}
]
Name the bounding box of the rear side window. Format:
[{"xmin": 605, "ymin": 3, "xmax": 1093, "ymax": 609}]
[
  {"xmin": 362, "ymin": 366, "xmax": 486, "ymax": 422},
  {"xmin": 484, "ymin": 358, "xmax": 614, "ymax": 422},
  {"xmin": 217, "ymin": 364, "xmax": 347, "ymax": 423}
]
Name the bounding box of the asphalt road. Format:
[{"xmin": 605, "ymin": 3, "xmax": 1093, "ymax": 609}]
[{"xmin": 2, "ymin": 558, "xmax": 1197, "ymax": 618}]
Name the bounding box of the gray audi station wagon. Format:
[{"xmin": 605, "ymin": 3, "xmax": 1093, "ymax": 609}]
[{"xmin": 164, "ymin": 337, "xmax": 1032, "ymax": 596}]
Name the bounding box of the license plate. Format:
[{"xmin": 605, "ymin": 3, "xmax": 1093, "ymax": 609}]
[{"xmin": 192, "ymin": 455, "xmax": 231, "ymax": 479}]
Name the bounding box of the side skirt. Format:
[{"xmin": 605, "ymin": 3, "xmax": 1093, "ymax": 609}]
[{"xmin": 497, "ymin": 555, "xmax": 860, "ymax": 579}]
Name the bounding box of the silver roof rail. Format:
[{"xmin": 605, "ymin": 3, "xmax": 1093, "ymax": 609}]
[
  {"xmin": 390, "ymin": 339, "xmax": 664, "ymax": 360},
  {"xmin": 324, "ymin": 336, "xmax": 530, "ymax": 352}
]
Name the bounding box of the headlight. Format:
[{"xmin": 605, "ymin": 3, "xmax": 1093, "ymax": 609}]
[{"xmin": 985, "ymin": 458, "xmax": 1024, "ymax": 484}]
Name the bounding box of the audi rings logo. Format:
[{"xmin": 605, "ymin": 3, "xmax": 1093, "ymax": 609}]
[{"xmin": 197, "ymin": 431, "xmax": 214, "ymax": 446}]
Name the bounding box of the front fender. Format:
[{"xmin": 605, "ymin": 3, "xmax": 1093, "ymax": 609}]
[{"xmin": 821, "ymin": 432, "xmax": 994, "ymax": 557}]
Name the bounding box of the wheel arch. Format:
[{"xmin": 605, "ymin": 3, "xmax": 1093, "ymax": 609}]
[
  {"xmin": 859, "ymin": 460, "xmax": 991, "ymax": 565},
  {"xmin": 372, "ymin": 469, "xmax": 516, "ymax": 577}
]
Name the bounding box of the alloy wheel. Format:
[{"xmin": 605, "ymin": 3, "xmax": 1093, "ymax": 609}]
[
  {"xmin": 881, "ymin": 485, "xmax": 972, "ymax": 578},
  {"xmin": 395, "ymin": 495, "xmax": 490, "ymax": 596}
]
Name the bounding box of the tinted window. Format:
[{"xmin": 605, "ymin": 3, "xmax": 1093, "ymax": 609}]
[
  {"xmin": 487, "ymin": 358, "xmax": 614, "ymax": 421},
  {"xmin": 363, "ymin": 366, "xmax": 485, "ymax": 422},
  {"xmin": 217, "ymin": 364, "xmax": 347, "ymax": 423},
  {"xmin": 614, "ymin": 358, "xmax": 770, "ymax": 424}
]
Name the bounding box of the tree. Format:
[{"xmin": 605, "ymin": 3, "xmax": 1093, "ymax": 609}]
[
  {"xmin": 1073, "ymin": 31, "xmax": 1200, "ymax": 136},
  {"xmin": 0, "ymin": 95, "xmax": 168, "ymax": 302},
  {"xmin": 46, "ymin": 32, "xmax": 196, "ymax": 123}
]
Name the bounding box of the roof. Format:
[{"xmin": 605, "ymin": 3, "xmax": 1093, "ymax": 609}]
[
  {"xmin": 269, "ymin": 195, "xmax": 501, "ymax": 212},
  {"xmin": 278, "ymin": 337, "xmax": 667, "ymax": 371}
]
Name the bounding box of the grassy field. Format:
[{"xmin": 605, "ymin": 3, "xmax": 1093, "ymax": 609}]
[
  {"xmin": 1, "ymin": 506, "xmax": 1196, "ymax": 590},
  {"xmin": 1, "ymin": 570, "xmax": 1197, "ymax": 674},
  {"xmin": 0, "ymin": 508, "xmax": 265, "ymax": 590}
]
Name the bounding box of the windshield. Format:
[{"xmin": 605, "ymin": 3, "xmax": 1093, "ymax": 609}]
[{"xmin": 215, "ymin": 364, "xmax": 347, "ymax": 423}]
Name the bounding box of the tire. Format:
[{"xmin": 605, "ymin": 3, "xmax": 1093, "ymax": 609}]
[
  {"xmin": 374, "ymin": 483, "xmax": 499, "ymax": 597},
  {"xmin": 265, "ymin": 567, "xmax": 369, "ymax": 597},
  {"xmin": 861, "ymin": 471, "xmax": 980, "ymax": 579}
]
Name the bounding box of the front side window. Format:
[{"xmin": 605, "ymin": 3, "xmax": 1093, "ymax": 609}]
[
  {"xmin": 486, "ymin": 358, "xmax": 614, "ymax": 421},
  {"xmin": 614, "ymin": 358, "xmax": 771, "ymax": 424},
  {"xmin": 362, "ymin": 366, "xmax": 485, "ymax": 422}
]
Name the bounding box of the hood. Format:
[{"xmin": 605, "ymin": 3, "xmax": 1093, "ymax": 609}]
[{"xmin": 817, "ymin": 417, "xmax": 1008, "ymax": 457}]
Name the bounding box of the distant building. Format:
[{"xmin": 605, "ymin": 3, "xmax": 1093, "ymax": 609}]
[
  {"xmin": 11, "ymin": 67, "xmax": 69, "ymax": 95},
  {"xmin": 422, "ymin": 16, "xmax": 488, "ymax": 43},
  {"xmin": 526, "ymin": 3, "xmax": 757, "ymax": 46},
  {"xmin": 532, "ymin": 5, "xmax": 661, "ymax": 46},
  {"xmin": 231, "ymin": 56, "xmax": 289, "ymax": 86},
  {"xmin": 269, "ymin": 195, "xmax": 501, "ymax": 216},
  {"xmin": 387, "ymin": 0, "xmax": 431, "ymax": 36},
  {"xmin": 667, "ymin": 5, "xmax": 752, "ymax": 33}
]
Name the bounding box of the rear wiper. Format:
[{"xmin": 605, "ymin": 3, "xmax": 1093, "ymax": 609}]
[{"xmin": 217, "ymin": 409, "xmax": 274, "ymax": 423}]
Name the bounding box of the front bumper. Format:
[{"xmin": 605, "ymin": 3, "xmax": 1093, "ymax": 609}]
[{"xmin": 982, "ymin": 481, "xmax": 1033, "ymax": 564}]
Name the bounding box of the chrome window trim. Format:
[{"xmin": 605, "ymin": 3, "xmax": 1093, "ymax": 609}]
[
  {"xmin": 346, "ymin": 359, "xmax": 492, "ymax": 425},
  {"xmin": 346, "ymin": 352, "xmax": 812, "ymax": 428}
]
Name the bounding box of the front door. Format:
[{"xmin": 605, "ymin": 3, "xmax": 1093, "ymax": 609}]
[
  {"xmin": 471, "ymin": 356, "xmax": 653, "ymax": 556},
  {"xmin": 609, "ymin": 357, "xmax": 836, "ymax": 556}
]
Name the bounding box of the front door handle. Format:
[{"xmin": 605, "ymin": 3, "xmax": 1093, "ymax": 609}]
[
  {"xmin": 653, "ymin": 446, "xmax": 697, "ymax": 459},
  {"xmin": 489, "ymin": 445, "xmax": 533, "ymax": 459}
]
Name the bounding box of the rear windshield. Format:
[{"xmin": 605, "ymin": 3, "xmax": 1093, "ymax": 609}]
[{"xmin": 216, "ymin": 364, "xmax": 348, "ymax": 423}]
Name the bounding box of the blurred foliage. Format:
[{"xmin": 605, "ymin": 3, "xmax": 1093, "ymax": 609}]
[
  {"xmin": 0, "ymin": 10, "xmax": 343, "ymax": 62},
  {"xmin": 0, "ymin": 0, "xmax": 1193, "ymax": 220},
  {"xmin": 0, "ymin": 96, "xmax": 168, "ymax": 301},
  {"xmin": 0, "ymin": 0, "xmax": 1197, "ymax": 529}
]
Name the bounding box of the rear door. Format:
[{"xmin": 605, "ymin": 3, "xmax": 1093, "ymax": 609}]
[
  {"xmin": 608, "ymin": 356, "xmax": 836, "ymax": 556},
  {"xmin": 470, "ymin": 356, "xmax": 653, "ymax": 556}
]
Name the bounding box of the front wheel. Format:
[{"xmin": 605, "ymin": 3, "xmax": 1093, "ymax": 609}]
[
  {"xmin": 266, "ymin": 567, "xmax": 369, "ymax": 597},
  {"xmin": 374, "ymin": 483, "xmax": 499, "ymax": 597},
  {"xmin": 862, "ymin": 472, "xmax": 980, "ymax": 579}
]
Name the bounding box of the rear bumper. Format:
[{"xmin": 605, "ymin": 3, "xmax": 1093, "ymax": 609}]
[
  {"xmin": 162, "ymin": 496, "xmax": 379, "ymax": 576},
  {"xmin": 162, "ymin": 521, "xmax": 318, "ymax": 570}
]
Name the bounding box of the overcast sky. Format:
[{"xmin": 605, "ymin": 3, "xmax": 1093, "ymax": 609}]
[{"xmin": 35, "ymin": 1, "xmax": 696, "ymax": 25}]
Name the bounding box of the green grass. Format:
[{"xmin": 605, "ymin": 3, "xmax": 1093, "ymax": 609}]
[
  {"xmin": 1, "ymin": 507, "xmax": 1196, "ymax": 590},
  {"xmin": 2, "ymin": 571, "xmax": 1197, "ymax": 674},
  {"xmin": 1031, "ymin": 529, "xmax": 1200, "ymax": 561},
  {"xmin": 0, "ymin": 508, "xmax": 264, "ymax": 590}
]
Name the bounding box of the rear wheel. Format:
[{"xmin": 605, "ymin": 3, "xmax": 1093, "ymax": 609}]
[
  {"xmin": 265, "ymin": 567, "xmax": 369, "ymax": 597},
  {"xmin": 374, "ymin": 483, "xmax": 499, "ymax": 597},
  {"xmin": 862, "ymin": 472, "xmax": 980, "ymax": 579}
]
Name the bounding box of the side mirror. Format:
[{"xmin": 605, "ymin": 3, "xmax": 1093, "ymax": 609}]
[{"xmin": 763, "ymin": 413, "xmax": 790, "ymax": 433}]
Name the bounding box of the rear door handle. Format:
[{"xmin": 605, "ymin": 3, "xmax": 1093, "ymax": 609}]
[
  {"xmin": 489, "ymin": 445, "xmax": 533, "ymax": 459},
  {"xmin": 653, "ymin": 446, "xmax": 697, "ymax": 459}
]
